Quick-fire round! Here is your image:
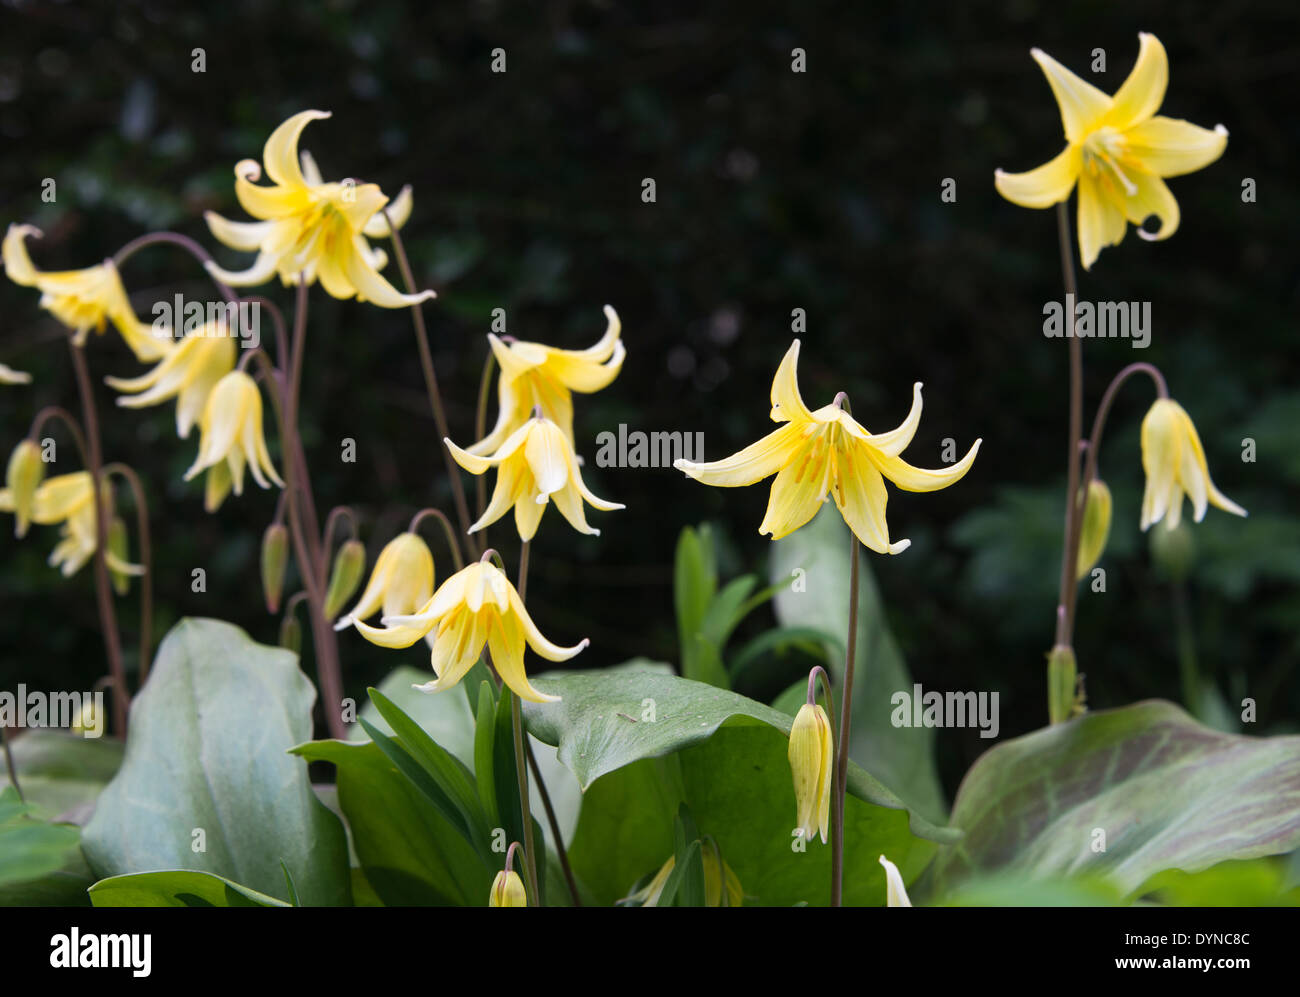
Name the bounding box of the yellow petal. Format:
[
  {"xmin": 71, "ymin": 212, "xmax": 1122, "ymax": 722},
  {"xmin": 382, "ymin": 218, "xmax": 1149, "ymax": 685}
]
[
  {"xmin": 263, "ymin": 110, "xmax": 331, "ymax": 188},
  {"xmin": 2, "ymin": 224, "xmax": 43, "ymax": 286},
  {"xmin": 1105, "ymin": 33, "xmax": 1168, "ymax": 131},
  {"xmin": 487, "ymin": 613, "xmax": 560, "ymax": 704},
  {"xmin": 204, "ymin": 212, "xmax": 275, "ymax": 252},
  {"xmin": 355, "ymin": 618, "xmax": 430, "ymax": 649},
  {"xmin": 868, "ymin": 438, "xmax": 980, "ymax": 493},
  {"xmin": 834, "ymin": 447, "xmax": 908, "ymax": 555},
  {"xmin": 879, "ymin": 855, "xmax": 913, "ymax": 907},
  {"xmin": 524, "ymin": 420, "xmax": 571, "ymax": 496},
  {"xmin": 361, "ymin": 184, "xmax": 414, "ymax": 238},
  {"xmin": 994, "ymin": 145, "xmax": 1082, "ymax": 209},
  {"xmin": 507, "ymin": 585, "xmax": 587, "ymax": 663},
  {"xmin": 674, "ymin": 422, "xmax": 804, "ymax": 488},
  {"xmin": 341, "ymin": 236, "xmax": 435, "ymax": 308},
  {"xmin": 1122, "ymin": 117, "xmax": 1228, "ymax": 178},
  {"xmin": 0, "ymin": 363, "xmax": 33, "ymax": 385},
  {"xmin": 1076, "ymin": 169, "xmax": 1126, "ymax": 271},
  {"xmin": 769, "ymin": 340, "xmax": 815, "ymax": 423},
  {"xmin": 1124, "ymin": 169, "xmax": 1180, "ymax": 242},
  {"xmin": 1031, "ymin": 48, "xmax": 1112, "ymax": 145},
  {"xmin": 860, "ymin": 382, "xmax": 924, "ymax": 457},
  {"xmin": 759, "ymin": 450, "xmax": 830, "ymax": 540}
]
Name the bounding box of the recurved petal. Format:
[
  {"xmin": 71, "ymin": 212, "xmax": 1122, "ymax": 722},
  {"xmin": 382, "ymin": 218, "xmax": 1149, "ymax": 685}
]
[
  {"xmin": 1124, "ymin": 116, "xmax": 1228, "ymax": 178},
  {"xmin": 869, "ymin": 438, "xmax": 980, "ymax": 493},
  {"xmin": 834, "ymin": 449, "xmax": 906, "ymax": 555},
  {"xmin": 1105, "ymin": 33, "xmax": 1168, "ymax": 131},
  {"xmin": 994, "ymin": 145, "xmax": 1082, "ymax": 209},
  {"xmin": 1178, "ymin": 407, "xmax": 1247, "ymax": 520},
  {"xmin": 674, "ymin": 422, "xmax": 804, "ymax": 488},
  {"xmin": 860, "ymin": 382, "xmax": 923, "ymax": 458},
  {"xmin": 1031, "ymin": 48, "xmax": 1113, "ymax": 145},
  {"xmin": 1124, "ymin": 169, "xmax": 1180, "ymax": 242},
  {"xmin": 234, "ymin": 173, "xmax": 311, "ymax": 220},
  {"xmin": 263, "ymin": 110, "xmax": 330, "ymax": 188},
  {"xmin": 342, "ymin": 236, "xmax": 436, "ymax": 308},
  {"xmin": 205, "ymin": 212, "xmax": 275, "ymax": 252},
  {"xmin": 2, "ymin": 224, "xmax": 44, "ymax": 286},
  {"xmin": 769, "ymin": 340, "xmax": 815, "ymax": 423},
  {"xmin": 507, "ymin": 585, "xmax": 588, "ymax": 663},
  {"xmin": 355, "ymin": 618, "xmax": 431, "ymax": 649},
  {"xmin": 205, "ymin": 250, "xmax": 284, "ymax": 288},
  {"xmin": 879, "ymin": 855, "xmax": 913, "ymax": 907},
  {"xmin": 488, "ymin": 612, "xmax": 561, "ymax": 704},
  {"xmin": 362, "ymin": 184, "xmax": 413, "ymax": 237}
]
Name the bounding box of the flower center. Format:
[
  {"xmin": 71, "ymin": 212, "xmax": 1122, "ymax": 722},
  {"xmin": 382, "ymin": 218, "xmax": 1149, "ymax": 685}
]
[{"xmin": 1082, "ymin": 127, "xmax": 1137, "ymax": 197}]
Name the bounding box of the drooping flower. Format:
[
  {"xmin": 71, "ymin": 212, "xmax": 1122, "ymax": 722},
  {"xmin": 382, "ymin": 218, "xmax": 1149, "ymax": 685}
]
[
  {"xmin": 788, "ymin": 702, "xmax": 833, "ymax": 845},
  {"xmin": 995, "ymin": 33, "xmax": 1228, "ymax": 270},
  {"xmin": 355, "ymin": 559, "xmax": 585, "ymax": 703},
  {"xmin": 488, "ymin": 870, "xmax": 528, "ymax": 908},
  {"xmin": 5, "ymin": 439, "xmax": 44, "ymax": 538},
  {"xmin": 625, "ymin": 850, "xmax": 745, "ymax": 907},
  {"xmin": 203, "ymin": 110, "xmax": 434, "ymax": 308},
  {"xmin": 879, "ymin": 855, "xmax": 913, "ymax": 907},
  {"xmin": 674, "ymin": 340, "xmax": 980, "ymax": 553},
  {"xmin": 0, "ymin": 363, "xmax": 32, "ymax": 385},
  {"xmin": 0, "ymin": 471, "xmax": 143, "ymax": 578},
  {"xmin": 2, "ymin": 224, "xmax": 172, "ymax": 361},
  {"xmin": 1139, "ymin": 398, "xmax": 1245, "ymax": 531},
  {"xmin": 333, "ymin": 532, "xmax": 435, "ymax": 631},
  {"xmin": 447, "ymin": 415, "xmax": 623, "ymax": 541},
  {"xmin": 105, "ymin": 321, "xmax": 238, "ymax": 439},
  {"xmin": 183, "ymin": 370, "xmax": 283, "ymax": 511},
  {"xmin": 469, "ymin": 306, "xmax": 624, "ymax": 454}
]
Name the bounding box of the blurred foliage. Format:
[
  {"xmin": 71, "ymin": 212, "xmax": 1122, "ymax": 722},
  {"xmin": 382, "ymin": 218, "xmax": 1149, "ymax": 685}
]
[{"xmin": 0, "ymin": 0, "xmax": 1296, "ymax": 806}]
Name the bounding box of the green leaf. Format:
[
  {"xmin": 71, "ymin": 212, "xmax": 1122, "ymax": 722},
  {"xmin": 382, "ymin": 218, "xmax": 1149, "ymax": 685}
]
[
  {"xmin": 0, "ymin": 787, "xmax": 81, "ymax": 890},
  {"xmin": 89, "ymin": 870, "xmax": 290, "ymax": 907},
  {"xmin": 1135, "ymin": 858, "xmax": 1300, "ymax": 907},
  {"xmin": 0, "ymin": 730, "xmax": 124, "ymax": 823},
  {"xmin": 919, "ymin": 700, "xmax": 1300, "ymax": 901},
  {"xmin": 686, "ymin": 633, "xmax": 730, "ymax": 690},
  {"xmin": 675, "ymin": 525, "xmax": 717, "ymax": 680},
  {"xmin": 700, "ymin": 575, "xmax": 757, "ymax": 649},
  {"xmin": 770, "ymin": 504, "xmax": 947, "ymax": 823},
  {"xmin": 351, "ymin": 665, "xmax": 476, "ymax": 769},
  {"xmin": 474, "ymin": 681, "xmax": 501, "ymax": 830},
  {"xmin": 291, "ymin": 738, "xmax": 491, "ymax": 906},
  {"xmin": 81, "ymin": 618, "xmax": 351, "ymax": 906}
]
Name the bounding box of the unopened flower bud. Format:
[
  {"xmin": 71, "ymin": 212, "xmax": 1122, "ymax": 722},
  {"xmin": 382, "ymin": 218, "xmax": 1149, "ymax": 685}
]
[
  {"xmin": 6, "ymin": 439, "xmax": 44, "ymax": 538},
  {"xmin": 107, "ymin": 516, "xmax": 131, "ymax": 595},
  {"xmin": 323, "ymin": 539, "xmax": 366, "ymax": 620},
  {"xmin": 1075, "ymin": 479, "xmax": 1112, "ymax": 580},
  {"xmin": 278, "ymin": 612, "xmax": 302, "ymax": 656},
  {"xmin": 488, "ymin": 869, "xmax": 527, "ymax": 907},
  {"xmin": 261, "ymin": 523, "xmax": 289, "ymax": 613},
  {"xmin": 1047, "ymin": 644, "xmax": 1078, "ymax": 726}
]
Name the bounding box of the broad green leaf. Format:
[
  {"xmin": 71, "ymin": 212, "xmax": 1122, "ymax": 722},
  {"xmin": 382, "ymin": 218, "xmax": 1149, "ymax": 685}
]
[
  {"xmin": 920, "ymin": 700, "xmax": 1300, "ymax": 900},
  {"xmin": 0, "ymin": 787, "xmax": 81, "ymax": 890},
  {"xmin": 1136, "ymin": 858, "xmax": 1300, "ymax": 907},
  {"xmin": 351, "ymin": 665, "xmax": 476, "ymax": 769},
  {"xmin": 522, "ymin": 664, "xmax": 954, "ymax": 844},
  {"xmin": 89, "ymin": 870, "xmax": 289, "ymax": 907},
  {"xmin": 675, "ymin": 525, "xmax": 717, "ymax": 682},
  {"xmin": 291, "ymin": 738, "xmax": 491, "ymax": 906},
  {"xmin": 81, "ymin": 618, "xmax": 351, "ymax": 906},
  {"xmin": 0, "ymin": 730, "xmax": 123, "ymax": 823},
  {"xmin": 686, "ymin": 633, "xmax": 730, "ymax": 690},
  {"xmin": 934, "ymin": 872, "xmax": 1125, "ymax": 907},
  {"xmin": 770, "ymin": 504, "xmax": 947, "ymax": 823}
]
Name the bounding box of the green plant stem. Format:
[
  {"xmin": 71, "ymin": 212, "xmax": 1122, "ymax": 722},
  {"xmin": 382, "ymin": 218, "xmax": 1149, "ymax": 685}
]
[
  {"xmin": 830, "ymin": 535, "xmax": 860, "ymax": 907},
  {"xmin": 103, "ymin": 463, "xmax": 154, "ymax": 685},
  {"xmin": 511, "ymin": 692, "xmax": 540, "ymax": 905},
  {"xmin": 1053, "ymin": 200, "xmax": 1085, "ymax": 656},
  {"xmin": 408, "ymin": 507, "xmax": 465, "ymax": 572},
  {"xmin": 473, "ymin": 349, "xmax": 497, "ymax": 526},
  {"xmin": 1, "ymin": 723, "xmax": 21, "ymax": 803},
  {"xmin": 1172, "ymin": 581, "xmax": 1201, "ymax": 714},
  {"xmin": 67, "ymin": 341, "xmax": 129, "ymax": 738}
]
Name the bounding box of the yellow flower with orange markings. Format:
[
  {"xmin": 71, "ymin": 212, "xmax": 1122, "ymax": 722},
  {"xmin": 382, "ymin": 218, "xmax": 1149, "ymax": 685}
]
[
  {"xmin": 995, "ymin": 33, "xmax": 1228, "ymax": 271},
  {"xmin": 447, "ymin": 414, "xmax": 623, "ymax": 541},
  {"xmin": 355, "ymin": 559, "xmax": 586, "ymax": 704},
  {"xmin": 3, "ymin": 224, "xmax": 172, "ymax": 361},
  {"xmin": 470, "ymin": 306, "xmax": 624, "ymax": 454},
  {"xmin": 674, "ymin": 340, "xmax": 979, "ymax": 554},
  {"xmin": 1140, "ymin": 398, "xmax": 1246, "ymax": 532},
  {"xmin": 204, "ymin": 110, "xmax": 433, "ymax": 308}
]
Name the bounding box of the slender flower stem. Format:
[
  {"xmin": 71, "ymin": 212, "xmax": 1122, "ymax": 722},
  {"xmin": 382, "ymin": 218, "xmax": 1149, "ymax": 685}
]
[
  {"xmin": 830, "ymin": 536, "xmax": 861, "ymax": 907},
  {"xmin": 1171, "ymin": 581, "xmax": 1201, "ymax": 713},
  {"xmin": 103, "ymin": 463, "xmax": 154, "ymax": 685},
  {"xmin": 67, "ymin": 341, "xmax": 129, "ymax": 738},
  {"xmin": 381, "ymin": 210, "xmax": 476, "ymax": 561},
  {"xmin": 408, "ymin": 507, "xmax": 465, "ymax": 572},
  {"xmin": 511, "ymin": 693, "xmax": 540, "ymax": 906},
  {"xmin": 473, "ymin": 350, "xmax": 497, "ymax": 523},
  {"xmin": 112, "ymin": 232, "xmax": 237, "ymax": 305},
  {"xmin": 1, "ymin": 723, "xmax": 21, "ymax": 803},
  {"xmin": 321, "ymin": 505, "xmax": 359, "ymax": 567},
  {"xmin": 1053, "ymin": 201, "xmax": 1085, "ymax": 654}
]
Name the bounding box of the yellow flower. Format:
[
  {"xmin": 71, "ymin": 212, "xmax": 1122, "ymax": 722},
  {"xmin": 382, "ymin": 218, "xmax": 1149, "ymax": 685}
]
[
  {"xmin": 488, "ymin": 870, "xmax": 528, "ymax": 907},
  {"xmin": 0, "ymin": 472, "xmax": 143, "ymax": 578},
  {"xmin": 995, "ymin": 33, "xmax": 1228, "ymax": 271},
  {"xmin": 333, "ymin": 532, "xmax": 435, "ymax": 630},
  {"xmin": 355, "ymin": 559, "xmax": 586, "ymax": 703},
  {"xmin": 105, "ymin": 322, "xmax": 238, "ymax": 439},
  {"xmin": 879, "ymin": 854, "xmax": 913, "ymax": 907},
  {"xmin": 5, "ymin": 439, "xmax": 45, "ymax": 538},
  {"xmin": 0, "ymin": 363, "xmax": 32, "ymax": 385},
  {"xmin": 203, "ymin": 110, "xmax": 433, "ymax": 308},
  {"xmin": 183, "ymin": 370, "xmax": 283, "ymax": 511},
  {"xmin": 3, "ymin": 224, "xmax": 172, "ymax": 361},
  {"xmin": 788, "ymin": 702, "xmax": 833, "ymax": 845},
  {"xmin": 470, "ymin": 305, "xmax": 624, "ymax": 455},
  {"xmin": 626, "ymin": 850, "xmax": 744, "ymax": 907},
  {"xmin": 447, "ymin": 415, "xmax": 623, "ymax": 541},
  {"xmin": 674, "ymin": 340, "xmax": 980, "ymax": 553},
  {"xmin": 1140, "ymin": 398, "xmax": 1245, "ymax": 531}
]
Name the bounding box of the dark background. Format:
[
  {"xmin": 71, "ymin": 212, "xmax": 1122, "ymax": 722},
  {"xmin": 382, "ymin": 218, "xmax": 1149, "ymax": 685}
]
[{"xmin": 2, "ymin": 0, "xmax": 1296, "ymax": 797}]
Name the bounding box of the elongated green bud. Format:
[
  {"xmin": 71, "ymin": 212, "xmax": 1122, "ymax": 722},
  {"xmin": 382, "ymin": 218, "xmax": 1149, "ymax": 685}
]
[
  {"xmin": 6, "ymin": 439, "xmax": 44, "ymax": 538},
  {"xmin": 1075, "ymin": 479, "xmax": 1112, "ymax": 580},
  {"xmin": 279, "ymin": 613, "xmax": 302, "ymax": 656},
  {"xmin": 323, "ymin": 539, "xmax": 366, "ymax": 620},
  {"xmin": 261, "ymin": 523, "xmax": 289, "ymax": 614},
  {"xmin": 107, "ymin": 516, "xmax": 131, "ymax": 596},
  {"xmin": 1047, "ymin": 644, "xmax": 1077, "ymax": 725}
]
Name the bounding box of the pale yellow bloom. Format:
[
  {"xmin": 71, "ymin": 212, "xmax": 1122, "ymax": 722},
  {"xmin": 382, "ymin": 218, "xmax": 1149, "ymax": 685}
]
[
  {"xmin": 447, "ymin": 415, "xmax": 623, "ymax": 541},
  {"xmin": 788, "ymin": 702, "xmax": 833, "ymax": 845},
  {"xmin": 626, "ymin": 850, "xmax": 744, "ymax": 907},
  {"xmin": 356, "ymin": 560, "xmax": 586, "ymax": 703},
  {"xmin": 334, "ymin": 532, "xmax": 435, "ymax": 630},
  {"xmin": 675, "ymin": 340, "xmax": 980, "ymax": 553},
  {"xmin": 488, "ymin": 870, "xmax": 527, "ymax": 907},
  {"xmin": 5, "ymin": 439, "xmax": 44, "ymax": 538},
  {"xmin": 470, "ymin": 306, "xmax": 624, "ymax": 454},
  {"xmin": 1140, "ymin": 398, "xmax": 1245, "ymax": 531},
  {"xmin": 995, "ymin": 33, "xmax": 1228, "ymax": 270},
  {"xmin": 105, "ymin": 322, "xmax": 238, "ymax": 439},
  {"xmin": 3, "ymin": 224, "xmax": 172, "ymax": 361},
  {"xmin": 0, "ymin": 471, "xmax": 143, "ymax": 578},
  {"xmin": 879, "ymin": 854, "xmax": 913, "ymax": 907},
  {"xmin": 203, "ymin": 110, "xmax": 432, "ymax": 308},
  {"xmin": 183, "ymin": 370, "xmax": 283, "ymax": 511},
  {"xmin": 1075, "ymin": 478, "xmax": 1113, "ymax": 580},
  {"xmin": 0, "ymin": 363, "xmax": 32, "ymax": 385}
]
